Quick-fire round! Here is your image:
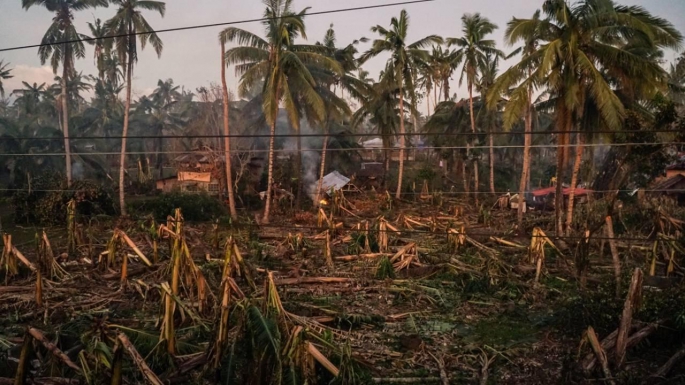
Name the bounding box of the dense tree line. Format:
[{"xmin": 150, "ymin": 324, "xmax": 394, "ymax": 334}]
[{"xmin": 1, "ymin": 0, "xmax": 684, "ymax": 234}]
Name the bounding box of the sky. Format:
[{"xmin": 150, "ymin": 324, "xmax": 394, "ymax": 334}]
[{"xmin": 1, "ymin": 0, "xmax": 684, "ymax": 107}]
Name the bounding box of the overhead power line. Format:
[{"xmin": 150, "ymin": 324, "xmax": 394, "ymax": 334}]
[
  {"xmin": 0, "ymin": 0, "xmax": 436, "ymax": 52},
  {"xmin": 0, "ymin": 141, "xmax": 681, "ymax": 157},
  {"xmin": 0, "ymin": 129, "xmax": 682, "ymax": 142}
]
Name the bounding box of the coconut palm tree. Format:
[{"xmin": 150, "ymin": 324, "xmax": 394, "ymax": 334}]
[
  {"xmin": 105, "ymin": 0, "xmax": 165, "ymax": 216},
  {"xmin": 423, "ymin": 99, "xmax": 471, "ymax": 192},
  {"xmin": 488, "ymin": 0, "xmax": 682, "ymax": 236},
  {"xmin": 21, "ymin": 0, "xmax": 108, "ymax": 187},
  {"xmin": 448, "ymin": 13, "xmax": 502, "ymax": 204},
  {"xmin": 86, "ymin": 18, "xmax": 111, "ymax": 81},
  {"xmin": 219, "ymin": 38, "xmax": 238, "ymax": 219},
  {"xmin": 359, "ymin": 10, "xmax": 442, "ymax": 199},
  {"xmin": 474, "ymin": 53, "xmax": 500, "ymax": 194},
  {"xmin": 360, "ymin": 10, "xmax": 442, "ymax": 199},
  {"xmin": 490, "ymin": 9, "xmax": 546, "ymax": 227},
  {"xmin": 352, "ymin": 64, "xmax": 415, "ymax": 183},
  {"xmin": 0, "ymin": 61, "xmax": 13, "ymax": 98},
  {"xmin": 12, "ymin": 82, "xmax": 47, "ymax": 118},
  {"xmin": 308, "ymin": 25, "xmax": 368, "ymax": 203},
  {"xmin": 220, "ymin": 0, "xmax": 342, "ymax": 224}
]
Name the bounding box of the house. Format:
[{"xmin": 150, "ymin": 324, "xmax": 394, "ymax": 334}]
[
  {"xmin": 647, "ymin": 174, "xmax": 685, "ymax": 205},
  {"xmin": 155, "ymin": 150, "xmax": 223, "ymax": 195},
  {"xmin": 665, "ymin": 160, "xmax": 685, "ymax": 178},
  {"xmin": 529, "ymin": 186, "xmax": 593, "ymax": 210},
  {"xmin": 360, "ymin": 138, "xmax": 416, "ymax": 162}
]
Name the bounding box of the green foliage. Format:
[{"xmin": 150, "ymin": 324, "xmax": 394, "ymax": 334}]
[
  {"xmin": 12, "ymin": 173, "xmax": 116, "ymax": 225},
  {"xmin": 375, "ymin": 256, "xmax": 396, "ymax": 279},
  {"xmin": 129, "ymin": 192, "xmax": 227, "ymax": 222}
]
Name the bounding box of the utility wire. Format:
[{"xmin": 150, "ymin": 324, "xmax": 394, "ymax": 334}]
[
  {"xmin": 1, "ymin": 188, "xmax": 680, "ymax": 194},
  {"xmin": 0, "ymin": 0, "xmax": 436, "ymax": 52},
  {"xmin": 0, "ymin": 142, "xmax": 681, "ymax": 157},
  {"xmin": 1, "ymin": 129, "xmax": 683, "ymax": 141}
]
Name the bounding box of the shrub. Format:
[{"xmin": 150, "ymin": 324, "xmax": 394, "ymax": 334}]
[
  {"xmin": 13, "ymin": 174, "xmax": 117, "ymax": 225},
  {"xmin": 130, "ymin": 192, "xmax": 227, "ymax": 222}
]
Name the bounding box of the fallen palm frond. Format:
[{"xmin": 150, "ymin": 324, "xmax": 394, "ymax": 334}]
[
  {"xmin": 117, "ymin": 332, "xmax": 164, "ymax": 385},
  {"xmin": 38, "ymin": 231, "xmax": 68, "ymax": 280}
]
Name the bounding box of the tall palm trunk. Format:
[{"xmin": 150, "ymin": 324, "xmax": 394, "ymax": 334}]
[
  {"xmin": 262, "ymin": 120, "xmax": 276, "ymax": 224},
  {"xmin": 119, "ymin": 24, "xmax": 133, "ymax": 217},
  {"xmin": 433, "ymin": 84, "xmax": 437, "ymax": 108},
  {"xmin": 555, "ymin": 112, "xmax": 571, "ymax": 236},
  {"xmin": 221, "ymin": 40, "xmax": 237, "ymax": 220},
  {"xmin": 61, "ymin": 64, "xmax": 72, "ymax": 186},
  {"xmin": 565, "ymin": 134, "xmax": 584, "ymax": 235},
  {"xmin": 468, "ymin": 83, "xmax": 479, "ymax": 206},
  {"xmin": 488, "ymin": 128, "xmax": 495, "ymax": 194},
  {"xmin": 316, "ymin": 124, "xmax": 329, "ymax": 204},
  {"xmin": 396, "ymin": 82, "xmax": 406, "ymax": 200},
  {"xmin": 443, "ymin": 77, "xmax": 450, "ymax": 101},
  {"xmin": 295, "ymin": 125, "xmax": 302, "ymax": 209},
  {"xmin": 426, "ymin": 85, "xmax": 431, "ymax": 117},
  {"xmin": 517, "ymin": 100, "xmax": 532, "ymax": 226}
]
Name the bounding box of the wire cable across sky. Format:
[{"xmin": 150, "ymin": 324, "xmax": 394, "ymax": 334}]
[{"xmin": 0, "ymin": 0, "xmax": 437, "ymax": 53}]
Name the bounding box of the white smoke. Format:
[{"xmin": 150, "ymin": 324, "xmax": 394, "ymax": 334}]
[
  {"xmin": 72, "ymin": 161, "xmax": 85, "ymax": 180},
  {"xmin": 279, "ymin": 119, "xmax": 322, "ymax": 202}
]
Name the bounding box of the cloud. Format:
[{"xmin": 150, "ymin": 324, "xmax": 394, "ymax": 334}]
[{"xmin": 3, "ymin": 65, "xmax": 55, "ymax": 94}]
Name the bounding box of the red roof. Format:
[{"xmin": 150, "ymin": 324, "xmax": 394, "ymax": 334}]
[
  {"xmin": 532, "ymin": 187, "xmax": 556, "ymax": 197},
  {"xmin": 532, "ymin": 187, "xmax": 593, "ymax": 197}
]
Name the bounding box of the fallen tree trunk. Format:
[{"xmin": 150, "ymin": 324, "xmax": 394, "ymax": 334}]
[
  {"xmin": 584, "ymin": 322, "xmax": 661, "ymax": 372},
  {"xmin": 586, "ymin": 326, "xmax": 615, "ymax": 385},
  {"xmin": 275, "ymin": 277, "xmax": 354, "ymax": 285},
  {"xmin": 652, "ymin": 345, "xmax": 685, "ymax": 379},
  {"xmin": 27, "ymin": 327, "xmax": 81, "ymax": 372},
  {"xmin": 117, "ymin": 332, "xmax": 164, "ymax": 385}
]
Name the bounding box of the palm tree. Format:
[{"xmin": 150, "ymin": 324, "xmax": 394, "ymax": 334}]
[
  {"xmin": 489, "ymin": 0, "xmax": 681, "ymax": 236},
  {"xmin": 474, "ymin": 53, "xmax": 500, "ymax": 194},
  {"xmin": 352, "ymin": 66, "xmax": 414, "ymax": 182},
  {"xmin": 219, "ymin": 37, "xmax": 238, "ymax": 220},
  {"xmin": 21, "ymin": 0, "xmax": 108, "ymax": 187},
  {"xmin": 448, "ymin": 13, "xmax": 502, "ymax": 204},
  {"xmin": 0, "ymin": 61, "xmax": 13, "ymax": 97},
  {"xmin": 423, "ymin": 99, "xmax": 471, "ymax": 192},
  {"xmin": 86, "ymin": 18, "xmax": 111, "ymax": 81},
  {"xmin": 360, "ymin": 10, "xmax": 442, "ymax": 199},
  {"xmin": 491, "ymin": 9, "xmax": 545, "ymax": 227},
  {"xmin": 310, "ymin": 24, "xmax": 365, "ymax": 202},
  {"xmin": 105, "ymin": 0, "xmax": 165, "ymax": 216},
  {"xmin": 12, "ymin": 82, "xmax": 48, "ymax": 118},
  {"xmin": 220, "ymin": 0, "xmax": 341, "ymax": 224}
]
